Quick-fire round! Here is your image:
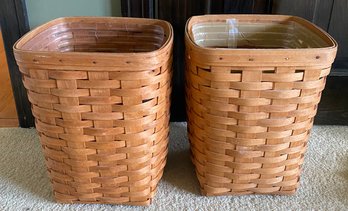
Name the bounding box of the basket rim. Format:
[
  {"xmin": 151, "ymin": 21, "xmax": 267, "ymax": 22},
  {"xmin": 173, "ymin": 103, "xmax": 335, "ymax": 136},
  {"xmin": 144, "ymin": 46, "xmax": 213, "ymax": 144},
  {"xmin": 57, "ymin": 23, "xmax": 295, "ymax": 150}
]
[
  {"xmin": 13, "ymin": 16, "xmax": 173, "ymax": 57},
  {"xmin": 185, "ymin": 14, "xmax": 337, "ymax": 53}
]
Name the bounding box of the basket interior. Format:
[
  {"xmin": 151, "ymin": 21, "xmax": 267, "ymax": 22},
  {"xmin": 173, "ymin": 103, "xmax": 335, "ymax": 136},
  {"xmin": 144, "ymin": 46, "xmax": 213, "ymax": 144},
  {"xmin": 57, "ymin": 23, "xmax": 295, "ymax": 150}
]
[
  {"xmin": 192, "ymin": 19, "xmax": 331, "ymax": 49},
  {"xmin": 21, "ymin": 21, "xmax": 166, "ymax": 53}
]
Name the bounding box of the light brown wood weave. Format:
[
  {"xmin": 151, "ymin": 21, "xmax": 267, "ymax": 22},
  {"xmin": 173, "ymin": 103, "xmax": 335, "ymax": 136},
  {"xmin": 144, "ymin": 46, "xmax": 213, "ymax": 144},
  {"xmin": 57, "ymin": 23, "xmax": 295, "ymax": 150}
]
[
  {"xmin": 185, "ymin": 15, "xmax": 337, "ymax": 196},
  {"xmin": 13, "ymin": 17, "xmax": 173, "ymax": 205}
]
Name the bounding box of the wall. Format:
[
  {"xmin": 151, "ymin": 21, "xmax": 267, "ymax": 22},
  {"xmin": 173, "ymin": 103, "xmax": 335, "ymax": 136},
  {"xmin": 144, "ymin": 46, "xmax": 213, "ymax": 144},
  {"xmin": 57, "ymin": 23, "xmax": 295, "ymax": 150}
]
[{"xmin": 26, "ymin": 0, "xmax": 121, "ymax": 29}]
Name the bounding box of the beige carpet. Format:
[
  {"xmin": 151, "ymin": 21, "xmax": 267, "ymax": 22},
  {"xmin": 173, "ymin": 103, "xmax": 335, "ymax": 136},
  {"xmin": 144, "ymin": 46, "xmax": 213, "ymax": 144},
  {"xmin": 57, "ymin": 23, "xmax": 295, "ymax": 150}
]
[{"xmin": 0, "ymin": 122, "xmax": 347, "ymax": 210}]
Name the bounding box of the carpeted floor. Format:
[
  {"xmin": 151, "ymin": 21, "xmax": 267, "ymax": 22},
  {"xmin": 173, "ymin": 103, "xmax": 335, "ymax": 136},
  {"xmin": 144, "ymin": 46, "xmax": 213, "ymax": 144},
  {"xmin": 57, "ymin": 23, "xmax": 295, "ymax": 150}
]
[{"xmin": 0, "ymin": 122, "xmax": 347, "ymax": 210}]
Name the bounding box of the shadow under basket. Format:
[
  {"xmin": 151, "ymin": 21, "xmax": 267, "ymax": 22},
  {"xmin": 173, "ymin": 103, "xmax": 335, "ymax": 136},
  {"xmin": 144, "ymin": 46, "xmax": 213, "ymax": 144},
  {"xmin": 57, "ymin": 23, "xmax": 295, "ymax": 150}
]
[
  {"xmin": 13, "ymin": 17, "xmax": 173, "ymax": 206},
  {"xmin": 185, "ymin": 15, "xmax": 337, "ymax": 196}
]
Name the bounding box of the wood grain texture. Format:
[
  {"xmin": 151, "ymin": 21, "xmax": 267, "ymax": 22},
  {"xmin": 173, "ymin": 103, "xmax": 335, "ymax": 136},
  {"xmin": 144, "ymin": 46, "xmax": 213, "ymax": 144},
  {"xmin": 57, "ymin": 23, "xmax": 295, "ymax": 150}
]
[
  {"xmin": 272, "ymin": 0, "xmax": 317, "ymax": 20},
  {"xmin": 0, "ymin": 31, "xmax": 18, "ymax": 127},
  {"xmin": 0, "ymin": 119, "xmax": 18, "ymax": 127},
  {"xmin": 14, "ymin": 17, "xmax": 173, "ymax": 205},
  {"xmin": 331, "ymin": 59, "xmax": 348, "ymax": 76},
  {"xmin": 272, "ymin": 0, "xmax": 334, "ymax": 31},
  {"xmin": 155, "ymin": 0, "xmax": 270, "ymax": 121},
  {"xmin": 328, "ymin": 0, "xmax": 348, "ymax": 76},
  {"xmin": 121, "ymin": 0, "xmax": 155, "ymax": 18},
  {"xmin": 328, "ymin": 0, "xmax": 348, "ymax": 59},
  {"xmin": 270, "ymin": 0, "xmax": 348, "ymax": 121},
  {"xmin": 315, "ymin": 76, "xmax": 348, "ymax": 125},
  {"xmin": 0, "ymin": 0, "xmax": 33, "ymax": 127},
  {"xmin": 185, "ymin": 15, "xmax": 337, "ymax": 196},
  {"xmin": 223, "ymin": 0, "xmax": 270, "ymax": 13},
  {"xmin": 312, "ymin": 0, "xmax": 335, "ymax": 31},
  {"xmin": 157, "ymin": 0, "xmax": 191, "ymax": 122}
]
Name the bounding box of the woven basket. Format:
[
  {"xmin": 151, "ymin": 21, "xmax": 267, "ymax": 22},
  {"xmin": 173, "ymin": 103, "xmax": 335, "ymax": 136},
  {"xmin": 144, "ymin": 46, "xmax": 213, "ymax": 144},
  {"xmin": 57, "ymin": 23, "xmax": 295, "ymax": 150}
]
[
  {"xmin": 185, "ymin": 15, "xmax": 337, "ymax": 196},
  {"xmin": 13, "ymin": 17, "xmax": 173, "ymax": 205}
]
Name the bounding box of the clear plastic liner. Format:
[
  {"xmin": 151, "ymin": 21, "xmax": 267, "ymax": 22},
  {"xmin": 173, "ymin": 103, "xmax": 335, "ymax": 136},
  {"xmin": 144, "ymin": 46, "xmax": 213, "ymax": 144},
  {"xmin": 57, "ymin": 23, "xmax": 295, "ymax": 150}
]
[
  {"xmin": 192, "ymin": 19, "xmax": 330, "ymax": 49},
  {"xmin": 226, "ymin": 18, "xmax": 238, "ymax": 48}
]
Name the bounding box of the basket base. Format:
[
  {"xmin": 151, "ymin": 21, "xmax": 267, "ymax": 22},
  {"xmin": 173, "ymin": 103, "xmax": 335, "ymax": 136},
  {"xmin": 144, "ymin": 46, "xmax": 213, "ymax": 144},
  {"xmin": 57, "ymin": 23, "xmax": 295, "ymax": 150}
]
[
  {"xmin": 55, "ymin": 196, "xmax": 153, "ymax": 206},
  {"xmin": 53, "ymin": 186, "xmax": 160, "ymax": 206},
  {"xmin": 201, "ymin": 188, "xmax": 298, "ymax": 196}
]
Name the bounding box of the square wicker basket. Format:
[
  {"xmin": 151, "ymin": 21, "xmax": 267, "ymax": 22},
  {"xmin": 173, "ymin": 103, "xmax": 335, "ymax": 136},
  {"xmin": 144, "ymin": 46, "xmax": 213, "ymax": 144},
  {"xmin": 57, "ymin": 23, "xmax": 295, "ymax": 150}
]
[
  {"xmin": 14, "ymin": 17, "xmax": 173, "ymax": 205},
  {"xmin": 185, "ymin": 15, "xmax": 337, "ymax": 196}
]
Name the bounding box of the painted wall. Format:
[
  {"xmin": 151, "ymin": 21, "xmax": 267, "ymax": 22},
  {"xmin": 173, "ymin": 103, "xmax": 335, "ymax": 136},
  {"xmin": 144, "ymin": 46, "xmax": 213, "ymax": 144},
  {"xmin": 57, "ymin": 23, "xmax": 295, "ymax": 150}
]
[{"xmin": 26, "ymin": 0, "xmax": 121, "ymax": 29}]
